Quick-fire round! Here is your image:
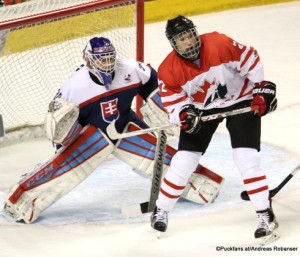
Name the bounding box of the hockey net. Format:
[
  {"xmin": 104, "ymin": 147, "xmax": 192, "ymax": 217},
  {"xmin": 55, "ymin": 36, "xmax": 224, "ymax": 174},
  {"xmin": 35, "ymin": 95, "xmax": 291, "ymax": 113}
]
[{"xmin": 0, "ymin": 0, "xmax": 144, "ymax": 141}]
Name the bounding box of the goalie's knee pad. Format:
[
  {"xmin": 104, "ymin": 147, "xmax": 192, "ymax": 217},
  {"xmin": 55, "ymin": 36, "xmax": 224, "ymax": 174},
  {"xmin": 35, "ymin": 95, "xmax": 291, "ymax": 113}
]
[
  {"xmin": 182, "ymin": 165, "xmax": 225, "ymax": 204},
  {"xmin": 112, "ymin": 122, "xmax": 176, "ymax": 178},
  {"xmin": 3, "ymin": 125, "xmax": 114, "ymax": 223}
]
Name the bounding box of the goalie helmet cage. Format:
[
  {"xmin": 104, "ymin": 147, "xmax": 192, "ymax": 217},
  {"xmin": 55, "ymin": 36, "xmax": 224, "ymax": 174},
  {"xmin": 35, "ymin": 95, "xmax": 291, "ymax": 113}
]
[{"xmin": 0, "ymin": 0, "xmax": 144, "ymax": 134}]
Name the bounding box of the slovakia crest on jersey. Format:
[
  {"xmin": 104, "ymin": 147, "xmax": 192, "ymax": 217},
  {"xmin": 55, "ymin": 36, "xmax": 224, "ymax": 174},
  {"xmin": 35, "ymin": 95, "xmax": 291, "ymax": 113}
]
[{"xmin": 100, "ymin": 99, "xmax": 120, "ymax": 123}]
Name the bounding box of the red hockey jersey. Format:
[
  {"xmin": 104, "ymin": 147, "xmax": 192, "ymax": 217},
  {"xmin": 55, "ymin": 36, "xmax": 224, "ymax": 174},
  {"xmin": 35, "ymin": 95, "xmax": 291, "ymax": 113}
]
[{"xmin": 158, "ymin": 32, "xmax": 264, "ymax": 124}]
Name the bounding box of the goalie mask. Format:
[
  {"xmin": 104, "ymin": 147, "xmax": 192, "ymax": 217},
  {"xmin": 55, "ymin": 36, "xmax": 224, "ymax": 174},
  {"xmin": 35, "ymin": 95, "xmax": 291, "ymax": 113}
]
[
  {"xmin": 165, "ymin": 15, "xmax": 200, "ymax": 61},
  {"xmin": 83, "ymin": 37, "xmax": 116, "ymax": 86}
]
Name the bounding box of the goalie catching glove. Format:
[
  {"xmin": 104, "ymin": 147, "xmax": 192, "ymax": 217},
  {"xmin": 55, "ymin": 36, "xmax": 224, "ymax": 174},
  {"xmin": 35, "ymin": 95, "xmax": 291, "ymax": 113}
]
[
  {"xmin": 251, "ymin": 81, "xmax": 277, "ymax": 116},
  {"xmin": 140, "ymin": 89, "xmax": 179, "ymax": 137},
  {"xmin": 44, "ymin": 98, "xmax": 82, "ymax": 146}
]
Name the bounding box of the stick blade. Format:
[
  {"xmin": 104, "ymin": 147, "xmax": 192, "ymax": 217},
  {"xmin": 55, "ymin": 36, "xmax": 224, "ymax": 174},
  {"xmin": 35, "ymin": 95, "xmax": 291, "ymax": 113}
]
[
  {"xmin": 240, "ymin": 190, "xmax": 250, "ymax": 201},
  {"xmin": 121, "ymin": 202, "xmax": 149, "ymax": 218}
]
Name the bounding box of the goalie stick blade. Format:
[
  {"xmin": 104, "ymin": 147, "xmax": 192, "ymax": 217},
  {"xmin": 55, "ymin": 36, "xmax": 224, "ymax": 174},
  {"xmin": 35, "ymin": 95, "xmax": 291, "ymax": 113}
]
[{"xmin": 121, "ymin": 202, "xmax": 149, "ymax": 218}]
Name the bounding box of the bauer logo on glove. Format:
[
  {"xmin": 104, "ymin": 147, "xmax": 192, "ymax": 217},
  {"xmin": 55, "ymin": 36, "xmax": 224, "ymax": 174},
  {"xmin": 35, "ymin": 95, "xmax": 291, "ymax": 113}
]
[{"xmin": 251, "ymin": 81, "xmax": 278, "ymax": 116}]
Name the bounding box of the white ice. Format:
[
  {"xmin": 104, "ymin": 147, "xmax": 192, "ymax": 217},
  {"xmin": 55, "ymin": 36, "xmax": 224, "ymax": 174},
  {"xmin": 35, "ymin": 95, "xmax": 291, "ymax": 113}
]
[{"xmin": 1, "ymin": 2, "xmax": 300, "ymax": 257}]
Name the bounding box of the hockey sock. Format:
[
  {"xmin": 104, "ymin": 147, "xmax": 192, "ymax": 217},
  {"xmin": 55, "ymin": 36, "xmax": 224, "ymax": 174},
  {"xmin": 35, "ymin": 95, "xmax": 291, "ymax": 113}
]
[
  {"xmin": 233, "ymin": 147, "xmax": 270, "ymax": 210},
  {"xmin": 156, "ymin": 150, "xmax": 201, "ymax": 211}
]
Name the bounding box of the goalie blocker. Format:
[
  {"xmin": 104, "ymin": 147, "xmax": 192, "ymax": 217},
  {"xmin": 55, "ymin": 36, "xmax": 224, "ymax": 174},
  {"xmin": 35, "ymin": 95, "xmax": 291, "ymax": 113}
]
[{"xmin": 3, "ymin": 123, "xmax": 223, "ymax": 223}]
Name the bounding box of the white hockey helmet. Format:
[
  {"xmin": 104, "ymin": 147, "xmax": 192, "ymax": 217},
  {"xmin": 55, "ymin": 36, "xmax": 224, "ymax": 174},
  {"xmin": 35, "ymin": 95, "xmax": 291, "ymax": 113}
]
[{"xmin": 83, "ymin": 37, "xmax": 116, "ymax": 85}]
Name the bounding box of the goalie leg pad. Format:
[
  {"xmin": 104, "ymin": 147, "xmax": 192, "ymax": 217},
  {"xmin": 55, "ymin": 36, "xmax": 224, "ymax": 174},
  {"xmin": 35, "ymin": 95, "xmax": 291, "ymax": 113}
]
[
  {"xmin": 182, "ymin": 165, "xmax": 224, "ymax": 204},
  {"xmin": 3, "ymin": 125, "xmax": 114, "ymax": 223},
  {"xmin": 112, "ymin": 122, "xmax": 176, "ymax": 178}
]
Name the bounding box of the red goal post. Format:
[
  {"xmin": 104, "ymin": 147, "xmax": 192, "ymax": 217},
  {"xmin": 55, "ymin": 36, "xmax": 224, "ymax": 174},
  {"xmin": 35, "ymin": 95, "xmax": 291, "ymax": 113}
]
[{"xmin": 0, "ymin": 0, "xmax": 144, "ymax": 134}]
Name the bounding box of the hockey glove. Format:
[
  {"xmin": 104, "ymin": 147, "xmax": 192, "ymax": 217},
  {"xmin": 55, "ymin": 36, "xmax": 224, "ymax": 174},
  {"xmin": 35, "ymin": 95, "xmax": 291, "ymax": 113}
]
[
  {"xmin": 251, "ymin": 81, "xmax": 277, "ymax": 116},
  {"xmin": 179, "ymin": 104, "xmax": 202, "ymax": 134}
]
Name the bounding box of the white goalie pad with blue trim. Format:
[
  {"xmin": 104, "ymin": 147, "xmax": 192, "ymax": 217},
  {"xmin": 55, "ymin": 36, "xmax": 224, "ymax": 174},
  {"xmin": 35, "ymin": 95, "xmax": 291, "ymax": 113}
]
[
  {"xmin": 113, "ymin": 122, "xmax": 176, "ymax": 178},
  {"xmin": 3, "ymin": 125, "xmax": 114, "ymax": 223}
]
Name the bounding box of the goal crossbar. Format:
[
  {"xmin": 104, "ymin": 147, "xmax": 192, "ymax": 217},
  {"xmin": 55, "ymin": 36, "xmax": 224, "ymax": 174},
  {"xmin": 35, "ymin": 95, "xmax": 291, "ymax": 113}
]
[{"xmin": 0, "ymin": 0, "xmax": 134, "ymax": 30}]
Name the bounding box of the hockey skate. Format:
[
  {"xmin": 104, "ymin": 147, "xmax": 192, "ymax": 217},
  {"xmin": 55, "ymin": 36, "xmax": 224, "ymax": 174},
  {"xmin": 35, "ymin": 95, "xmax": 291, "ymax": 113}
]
[
  {"xmin": 255, "ymin": 208, "xmax": 279, "ymax": 245},
  {"xmin": 151, "ymin": 207, "xmax": 168, "ymax": 233}
]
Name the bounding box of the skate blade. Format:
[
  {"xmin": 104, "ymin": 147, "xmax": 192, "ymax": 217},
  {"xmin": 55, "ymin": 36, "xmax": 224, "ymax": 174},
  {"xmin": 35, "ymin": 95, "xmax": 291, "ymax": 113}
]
[
  {"xmin": 258, "ymin": 230, "xmax": 280, "ymax": 245},
  {"xmin": 155, "ymin": 231, "xmax": 161, "ymax": 239}
]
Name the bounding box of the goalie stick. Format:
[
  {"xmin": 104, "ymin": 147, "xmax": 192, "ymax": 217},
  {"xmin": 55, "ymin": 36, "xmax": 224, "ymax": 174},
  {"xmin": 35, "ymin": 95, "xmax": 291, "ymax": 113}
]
[
  {"xmin": 122, "ymin": 130, "xmax": 167, "ymax": 217},
  {"xmin": 240, "ymin": 163, "xmax": 300, "ymax": 201},
  {"xmin": 148, "ymin": 130, "xmax": 167, "ymax": 212},
  {"xmin": 107, "ymin": 106, "xmax": 257, "ymax": 140}
]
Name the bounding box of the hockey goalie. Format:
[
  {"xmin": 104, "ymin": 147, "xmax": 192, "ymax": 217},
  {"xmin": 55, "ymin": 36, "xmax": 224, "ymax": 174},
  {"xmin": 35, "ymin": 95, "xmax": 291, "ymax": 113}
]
[{"xmin": 2, "ymin": 36, "xmax": 224, "ymax": 223}]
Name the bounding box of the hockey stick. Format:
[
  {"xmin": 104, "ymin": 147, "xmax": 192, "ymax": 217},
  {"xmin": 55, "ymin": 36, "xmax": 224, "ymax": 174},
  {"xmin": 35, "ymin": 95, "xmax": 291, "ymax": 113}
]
[
  {"xmin": 148, "ymin": 130, "xmax": 167, "ymax": 212},
  {"xmin": 240, "ymin": 163, "xmax": 300, "ymax": 201},
  {"xmin": 107, "ymin": 106, "xmax": 256, "ymax": 140},
  {"xmin": 121, "ymin": 130, "xmax": 167, "ymax": 217},
  {"xmin": 107, "ymin": 121, "xmax": 175, "ymax": 140}
]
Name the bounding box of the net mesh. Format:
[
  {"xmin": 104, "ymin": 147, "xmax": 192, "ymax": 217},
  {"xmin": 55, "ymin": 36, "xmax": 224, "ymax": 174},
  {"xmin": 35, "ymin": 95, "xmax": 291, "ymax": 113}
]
[{"xmin": 0, "ymin": 0, "xmax": 138, "ymax": 132}]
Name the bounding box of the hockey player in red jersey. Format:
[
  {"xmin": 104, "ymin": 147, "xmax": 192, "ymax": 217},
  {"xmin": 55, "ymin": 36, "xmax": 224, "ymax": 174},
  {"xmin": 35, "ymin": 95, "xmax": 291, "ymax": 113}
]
[
  {"xmin": 151, "ymin": 16, "xmax": 278, "ymax": 244},
  {"xmin": 3, "ymin": 37, "xmax": 224, "ymax": 224}
]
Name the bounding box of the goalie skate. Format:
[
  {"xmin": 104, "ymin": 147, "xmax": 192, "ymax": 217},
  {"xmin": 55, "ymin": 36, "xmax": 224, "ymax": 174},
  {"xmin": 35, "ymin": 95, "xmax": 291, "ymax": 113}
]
[{"xmin": 255, "ymin": 208, "xmax": 279, "ymax": 245}]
